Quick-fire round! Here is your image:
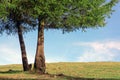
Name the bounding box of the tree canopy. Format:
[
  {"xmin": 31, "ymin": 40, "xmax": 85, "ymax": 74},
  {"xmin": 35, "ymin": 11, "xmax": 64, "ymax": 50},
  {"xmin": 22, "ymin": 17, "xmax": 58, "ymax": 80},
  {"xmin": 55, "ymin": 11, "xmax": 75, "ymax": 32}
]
[
  {"xmin": 19, "ymin": 0, "xmax": 118, "ymax": 32},
  {"xmin": 0, "ymin": 0, "xmax": 36, "ymax": 35}
]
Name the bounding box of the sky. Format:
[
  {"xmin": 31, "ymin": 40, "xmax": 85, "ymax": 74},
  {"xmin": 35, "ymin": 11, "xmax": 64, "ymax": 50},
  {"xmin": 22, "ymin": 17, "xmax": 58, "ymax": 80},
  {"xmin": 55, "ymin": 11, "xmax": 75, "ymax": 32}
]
[{"xmin": 0, "ymin": 2, "xmax": 120, "ymax": 65}]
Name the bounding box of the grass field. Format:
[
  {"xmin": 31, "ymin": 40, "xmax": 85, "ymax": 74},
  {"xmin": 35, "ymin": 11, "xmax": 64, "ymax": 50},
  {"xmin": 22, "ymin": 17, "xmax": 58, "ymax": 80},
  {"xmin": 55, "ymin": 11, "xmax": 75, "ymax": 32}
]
[{"xmin": 0, "ymin": 62, "xmax": 120, "ymax": 80}]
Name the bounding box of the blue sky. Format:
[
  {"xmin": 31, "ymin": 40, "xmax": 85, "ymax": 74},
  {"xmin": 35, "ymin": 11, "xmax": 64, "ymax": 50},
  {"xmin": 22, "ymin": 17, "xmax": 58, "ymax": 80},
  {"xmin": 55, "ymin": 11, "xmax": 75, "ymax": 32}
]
[{"xmin": 0, "ymin": 2, "xmax": 120, "ymax": 65}]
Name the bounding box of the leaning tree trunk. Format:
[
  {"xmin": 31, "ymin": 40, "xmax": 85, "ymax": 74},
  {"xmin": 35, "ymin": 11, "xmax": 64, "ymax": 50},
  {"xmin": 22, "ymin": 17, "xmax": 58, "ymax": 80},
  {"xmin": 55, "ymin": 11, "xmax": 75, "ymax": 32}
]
[
  {"xmin": 34, "ymin": 19, "xmax": 46, "ymax": 74},
  {"xmin": 17, "ymin": 22, "xmax": 29, "ymax": 71}
]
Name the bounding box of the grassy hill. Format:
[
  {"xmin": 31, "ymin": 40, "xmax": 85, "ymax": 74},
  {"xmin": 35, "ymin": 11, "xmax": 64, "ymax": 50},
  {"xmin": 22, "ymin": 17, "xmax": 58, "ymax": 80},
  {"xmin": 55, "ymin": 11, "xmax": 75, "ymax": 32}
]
[{"xmin": 0, "ymin": 62, "xmax": 120, "ymax": 80}]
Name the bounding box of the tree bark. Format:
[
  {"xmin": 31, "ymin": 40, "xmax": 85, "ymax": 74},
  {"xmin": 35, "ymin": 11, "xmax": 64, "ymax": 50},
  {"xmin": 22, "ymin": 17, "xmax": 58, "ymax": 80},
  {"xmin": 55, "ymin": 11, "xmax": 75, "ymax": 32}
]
[
  {"xmin": 34, "ymin": 19, "xmax": 46, "ymax": 74},
  {"xmin": 17, "ymin": 22, "xmax": 29, "ymax": 71}
]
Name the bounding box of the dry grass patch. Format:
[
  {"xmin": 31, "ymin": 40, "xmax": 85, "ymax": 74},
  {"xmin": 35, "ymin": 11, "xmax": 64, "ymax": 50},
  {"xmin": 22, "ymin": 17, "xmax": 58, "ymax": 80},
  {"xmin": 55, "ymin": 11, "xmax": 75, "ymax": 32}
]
[{"xmin": 0, "ymin": 62, "xmax": 120, "ymax": 80}]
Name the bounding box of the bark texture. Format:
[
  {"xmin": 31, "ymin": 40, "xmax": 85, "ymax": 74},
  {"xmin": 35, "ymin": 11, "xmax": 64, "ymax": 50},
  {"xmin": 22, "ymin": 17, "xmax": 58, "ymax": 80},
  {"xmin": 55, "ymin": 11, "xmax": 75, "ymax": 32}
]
[
  {"xmin": 34, "ymin": 19, "xmax": 46, "ymax": 74},
  {"xmin": 17, "ymin": 22, "xmax": 29, "ymax": 71}
]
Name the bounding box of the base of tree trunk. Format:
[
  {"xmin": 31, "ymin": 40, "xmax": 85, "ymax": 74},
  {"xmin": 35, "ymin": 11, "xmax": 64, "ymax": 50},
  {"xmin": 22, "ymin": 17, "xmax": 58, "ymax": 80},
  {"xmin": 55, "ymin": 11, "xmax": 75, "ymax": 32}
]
[{"xmin": 34, "ymin": 67, "xmax": 46, "ymax": 74}]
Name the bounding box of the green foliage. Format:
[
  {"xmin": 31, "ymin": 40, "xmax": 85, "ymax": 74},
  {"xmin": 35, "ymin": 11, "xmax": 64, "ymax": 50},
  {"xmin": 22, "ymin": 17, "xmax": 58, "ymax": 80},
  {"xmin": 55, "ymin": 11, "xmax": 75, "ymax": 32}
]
[
  {"xmin": 0, "ymin": 1, "xmax": 8, "ymax": 20},
  {"xmin": 0, "ymin": 0, "xmax": 118, "ymax": 34},
  {"xmin": 0, "ymin": 0, "xmax": 18, "ymax": 19},
  {"xmin": 62, "ymin": 0, "xmax": 118, "ymax": 31},
  {"xmin": 19, "ymin": 0, "xmax": 118, "ymax": 33},
  {"xmin": 0, "ymin": 0, "xmax": 37, "ymax": 35}
]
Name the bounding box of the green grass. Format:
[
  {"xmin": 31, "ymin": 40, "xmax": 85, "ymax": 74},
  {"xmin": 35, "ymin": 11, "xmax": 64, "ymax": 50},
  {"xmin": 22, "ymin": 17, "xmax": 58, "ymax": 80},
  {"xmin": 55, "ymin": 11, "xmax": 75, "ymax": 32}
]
[{"xmin": 0, "ymin": 62, "xmax": 120, "ymax": 80}]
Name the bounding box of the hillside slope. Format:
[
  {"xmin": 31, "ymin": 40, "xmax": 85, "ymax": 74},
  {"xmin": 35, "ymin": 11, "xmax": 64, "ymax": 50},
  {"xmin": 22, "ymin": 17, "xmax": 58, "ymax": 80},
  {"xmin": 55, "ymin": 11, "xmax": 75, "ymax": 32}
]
[{"xmin": 0, "ymin": 62, "xmax": 120, "ymax": 80}]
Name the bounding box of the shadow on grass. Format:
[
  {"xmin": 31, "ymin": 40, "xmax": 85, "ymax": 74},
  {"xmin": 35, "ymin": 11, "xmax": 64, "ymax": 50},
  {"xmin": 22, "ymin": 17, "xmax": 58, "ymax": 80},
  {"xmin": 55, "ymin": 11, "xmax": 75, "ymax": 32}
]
[
  {"xmin": 0, "ymin": 71, "xmax": 119, "ymax": 80},
  {"xmin": 0, "ymin": 69, "xmax": 22, "ymax": 74},
  {"xmin": 55, "ymin": 73, "xmax": 119, "ymax": 80}
]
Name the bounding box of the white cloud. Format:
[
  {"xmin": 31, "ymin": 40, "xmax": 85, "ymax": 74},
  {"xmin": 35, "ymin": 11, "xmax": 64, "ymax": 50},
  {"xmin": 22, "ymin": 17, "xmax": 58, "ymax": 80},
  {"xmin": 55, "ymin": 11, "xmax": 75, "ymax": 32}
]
[
  {"xmin": 74, "ymin": 40, "xmax": 120, "ymax": 62},
  {"xmin": 74, "ymin": 41, "xmax": 120, "ymax": 50},
  {"xmin": 1, "ymin": 38, "xmax": 120, "ymax": 65},
  {"xmin": 0, "ymin": 43, "xmax": 34, "ymax": 65},
  {"xmin": 0, "ymin": 44, "xmax": 21, "ymax": 65}
]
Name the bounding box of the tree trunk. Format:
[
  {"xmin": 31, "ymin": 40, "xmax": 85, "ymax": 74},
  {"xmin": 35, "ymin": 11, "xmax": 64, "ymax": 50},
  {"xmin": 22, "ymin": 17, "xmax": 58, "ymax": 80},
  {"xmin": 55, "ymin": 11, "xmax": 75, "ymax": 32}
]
[
  {"xmin": 34, "ymin": 19, "xmax": 46, "ymax": 74},
  {"xmin": 17, "ymin": 22, "xmax": 29, "ymax": 71}
]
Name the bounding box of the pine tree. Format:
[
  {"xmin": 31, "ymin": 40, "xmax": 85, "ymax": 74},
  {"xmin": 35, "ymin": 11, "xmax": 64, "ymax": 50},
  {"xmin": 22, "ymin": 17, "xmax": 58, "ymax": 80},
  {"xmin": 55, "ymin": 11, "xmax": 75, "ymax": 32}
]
[
  {"xmin": 0, "ymin": 0, "xmax": 36, "ymax": 71},
  {"xmin": 3, "ymin": 0, "xmax": 118, "ymax": 74}
]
